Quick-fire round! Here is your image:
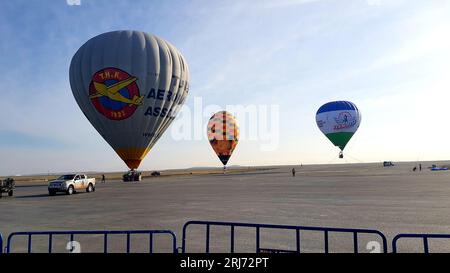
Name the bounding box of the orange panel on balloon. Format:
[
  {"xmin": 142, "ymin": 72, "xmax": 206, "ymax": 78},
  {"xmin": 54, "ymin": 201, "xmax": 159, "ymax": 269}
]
[{"xmin": 114, "ymin": 147, "xmax": 151, "ymax": 169}]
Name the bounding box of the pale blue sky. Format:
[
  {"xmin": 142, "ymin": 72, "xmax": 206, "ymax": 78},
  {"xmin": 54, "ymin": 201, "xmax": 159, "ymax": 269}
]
[{"xmin": 1, "ymin": 0, "xmax": 450, "ymax": 175}]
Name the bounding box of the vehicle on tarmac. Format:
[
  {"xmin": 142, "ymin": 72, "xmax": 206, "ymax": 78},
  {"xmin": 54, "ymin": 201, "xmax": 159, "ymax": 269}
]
[
  {"xmin": 151, "ymin": 171, "xmax": 161, "ymax": 177},
  {"xmin": 383, "ymin": 161, "xmax": 395, "ymax": 167},
  {"xmin": 0, "ymin": 178, "xmax": 15, "ymax": 198},
  {"xmin": 123, "ymin": 170, "xmax": 142, "ymax": 182},
  {"xmin": 48, "ymin": 174, "xmax": 95, "ymax": 196}
]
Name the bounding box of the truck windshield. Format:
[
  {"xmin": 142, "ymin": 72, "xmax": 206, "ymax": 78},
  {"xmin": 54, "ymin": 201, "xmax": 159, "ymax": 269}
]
[{"xmin": 57, "ymin": 175, "xmax": 75, "ymax": 180}]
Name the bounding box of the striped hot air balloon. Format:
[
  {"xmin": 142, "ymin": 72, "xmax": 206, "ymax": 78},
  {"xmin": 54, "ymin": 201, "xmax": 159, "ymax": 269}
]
[
  {"xmin": 70, "ymin": 30, "xmax": 189, "ymax": 170},
  {"xmin": 207, "ymin": 111, "xmax": 239, "ymax": 167},
  {"xmin": 315, "ymin": 101, "xmax": 361, "ymax": 158}
]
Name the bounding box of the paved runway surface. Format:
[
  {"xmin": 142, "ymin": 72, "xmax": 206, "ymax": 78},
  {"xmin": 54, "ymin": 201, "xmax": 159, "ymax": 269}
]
[{"xmin": 2, "ymin": 162, "xmax": 450, "ymax": 253}]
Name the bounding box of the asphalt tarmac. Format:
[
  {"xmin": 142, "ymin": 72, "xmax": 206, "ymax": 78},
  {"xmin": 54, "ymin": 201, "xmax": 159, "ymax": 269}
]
[{"xmin": 1, "ymin": 162, "xmax": 450, "ymax": 253}]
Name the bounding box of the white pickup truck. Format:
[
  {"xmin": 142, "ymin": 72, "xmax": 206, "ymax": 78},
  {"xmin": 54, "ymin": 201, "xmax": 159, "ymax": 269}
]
[{"xmin": 48, "ymin": 174, "xmax": 96, "ymax": 196}]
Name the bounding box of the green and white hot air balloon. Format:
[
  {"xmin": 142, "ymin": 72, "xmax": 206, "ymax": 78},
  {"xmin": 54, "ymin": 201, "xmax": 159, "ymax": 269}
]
[{"xmin": 315, "ymin": 101, "xmax": 361, "ymax": 158}]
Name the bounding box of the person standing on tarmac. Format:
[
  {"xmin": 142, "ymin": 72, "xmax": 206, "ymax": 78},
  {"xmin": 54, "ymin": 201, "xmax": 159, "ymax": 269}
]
[
  {"xmin": 102, "ymin": 174, "xmax": 106, "ymax": 183},
  {"xmin": 292, "ymin": 168, "xmax": 296, "ymax": 177}
]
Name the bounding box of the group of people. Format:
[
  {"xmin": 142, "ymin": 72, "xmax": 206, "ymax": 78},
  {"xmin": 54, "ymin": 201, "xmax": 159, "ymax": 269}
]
[{"xmin": 292, "ymin": 164, "xmax": 426, "ymax": 175}]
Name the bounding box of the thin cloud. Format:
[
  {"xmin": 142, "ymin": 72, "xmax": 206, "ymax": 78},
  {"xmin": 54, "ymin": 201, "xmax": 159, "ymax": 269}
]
[{"xmin": 263, "ymin": 0, "xmax": 320, "ymax": 8}]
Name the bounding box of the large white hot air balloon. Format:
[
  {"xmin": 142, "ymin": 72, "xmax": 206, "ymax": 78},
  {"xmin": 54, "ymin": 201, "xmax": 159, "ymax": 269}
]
[{"xmin": 70, "ymin": 30, "xmax": 189, "ymax": 170}]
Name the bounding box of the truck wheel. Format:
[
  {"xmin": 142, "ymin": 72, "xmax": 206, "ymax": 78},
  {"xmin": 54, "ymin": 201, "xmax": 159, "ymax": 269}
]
[
  {"xmin": 66, "ymin": 186, "xmax": 74, "ymax": 195},
  {"xmin": 86, "ymin": 183, "xmax": 94, "ymax": 193},
  {"xmin": 8, "ymin": 190, "xmax": 13, "ymax": 197},
  {"xmin": 49, "ymin": 190, "xmax": 56, "ymax": 196}
]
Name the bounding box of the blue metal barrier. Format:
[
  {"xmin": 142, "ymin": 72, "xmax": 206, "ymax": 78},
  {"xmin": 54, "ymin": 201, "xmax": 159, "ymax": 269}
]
[
  {"xmin": 392, "ymin": 233, "xmax": 450, "ymax": 253},
  {"xmin": 182, "ymin": 220, "xmax": 388, "ymax": 253},
  {"xmin": 6, "ymin": 230, "xmax": 177, "ymax": 253},
  {"xmin": 0, "ymin": 233, "xmax": 3, "ymax": 254},
  {"xmin": 8, "ymin": 225, "xmax": 450, "ymax": 253}
]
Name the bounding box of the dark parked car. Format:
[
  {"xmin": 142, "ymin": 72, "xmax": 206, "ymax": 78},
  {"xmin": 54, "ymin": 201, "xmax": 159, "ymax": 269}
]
[
  {"xmin": 383, "ymin": 161, "xmax": 395, "ymax": 167},
  {"xmin": 0, "ymin": 178, "xmax": 15, "ymax": 198},
  {"xmin": 123, "ymin": 170, "xmax": 142, "ymax": 182},
  {"xmin": 151, "ymin": 171, "xmax": 161, "ymax": 176}
]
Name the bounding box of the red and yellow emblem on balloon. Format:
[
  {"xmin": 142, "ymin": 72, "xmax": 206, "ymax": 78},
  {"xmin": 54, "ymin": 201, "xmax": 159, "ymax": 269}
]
[{"xmin": 89, "ymin": 67, "xmax": 143, "ymax": 121}]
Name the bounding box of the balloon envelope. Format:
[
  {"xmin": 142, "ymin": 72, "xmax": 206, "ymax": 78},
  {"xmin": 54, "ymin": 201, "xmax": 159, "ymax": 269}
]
[
  {"xmin": 207, "ymin": 111, "xmax": 239, "ymax": 166},
  {"xmin": 70, "ymin": 30, "xmax": 189, "ymax": 169},
  {"xmin": 316, "ymin": 101, "xmax": 361, "ymax": 151}
]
